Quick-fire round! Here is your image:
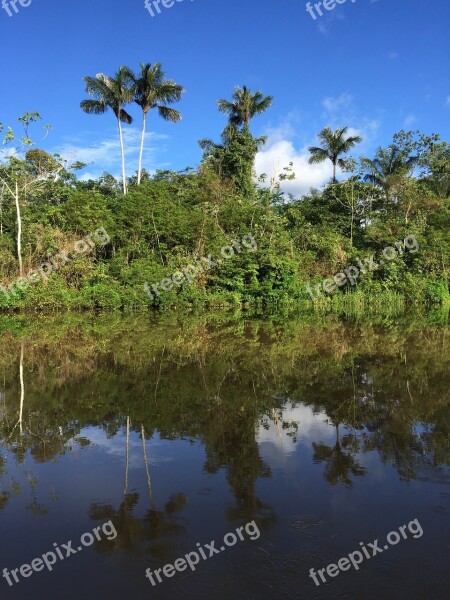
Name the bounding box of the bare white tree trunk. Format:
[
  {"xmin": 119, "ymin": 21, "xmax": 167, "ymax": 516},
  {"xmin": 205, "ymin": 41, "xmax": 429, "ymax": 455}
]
[
  {"xmin": 0, "ymin": 188, "xmax": 3, "ymax": 235},
  {"xmin": 14, "ymin": 182, "xmax": 23, "ymax": 277},
  {"xmin": 137, "ymin": 112, "xmax": 147, "ymax": 186},
  {"xmin": 118, "ymin": 117, "xmax": 127, "ymax": 195}
]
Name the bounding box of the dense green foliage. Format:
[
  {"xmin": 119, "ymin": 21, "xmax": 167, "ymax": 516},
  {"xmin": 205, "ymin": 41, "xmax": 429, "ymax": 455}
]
[{"xmin": 0, "ymin": 105, "xmax": 449, "ymax": 311}]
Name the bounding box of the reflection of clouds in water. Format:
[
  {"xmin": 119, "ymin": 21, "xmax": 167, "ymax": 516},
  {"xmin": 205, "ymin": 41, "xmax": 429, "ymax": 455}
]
[
  {"xmin": 258, "ymin": 403, "xmax": 372, "ymax": 484},
  {"xmin": 75, "ymin": 426, "xmax": 175, "ymax": 468},
  {"xmin": 258, "ymin": 403, "xmax": 336, "ymax": 457}
]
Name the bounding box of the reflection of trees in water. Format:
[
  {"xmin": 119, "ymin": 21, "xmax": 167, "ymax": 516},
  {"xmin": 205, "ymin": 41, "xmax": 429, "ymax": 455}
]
[
  {"xmin": 123, "ymin": 418, "xmax": 152, "ymax": 502},
  {"xmin": 307, "ymin": 363, "xmax": 368, "ymax": 486},
  {"xmin": 288, "ymin": 352, "xmax": 450, "ymax": 482},
  {"xmin": 313, "ymin": 427, "xmax": 367, "ymax": 487},
  {"xmin": 123, "ymin": 415, "xmax": 130, "ymax": 497},
  {"xmin": 0, "ymin": 342, "xmax": 78, "ymax": 513},
  {"xmin": 361, "ymin": 413, "xmax": 450, "ymax": 481},
  {"xmin": 203, "ymin": 416, "xmax": 275, "ymax": 524},
  {"xmin": 89, "ymin": 491, "xmax": 188, "ymax": 560},
  {"xmin": 192, "ymin": 358, "xmax": 278, "ymax": 525},
  {"xmin": 0, "ymin": 317, "xmax": 448, "ymax": 512},
  {"xmin": 85, "ymin": 415, "xmax": 189, "ymax": 563}
]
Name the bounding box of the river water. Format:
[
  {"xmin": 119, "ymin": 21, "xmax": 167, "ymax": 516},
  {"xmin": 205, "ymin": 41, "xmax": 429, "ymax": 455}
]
[{"xmin": 0, "ymin": 312, "xmax": 448, "ymax": 599}]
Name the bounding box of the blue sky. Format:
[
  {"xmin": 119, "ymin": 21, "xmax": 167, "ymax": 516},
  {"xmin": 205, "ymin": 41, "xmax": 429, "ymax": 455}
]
[{"xmin": 1, "ymin": 0, "xmax": 449, "ymax": 194}]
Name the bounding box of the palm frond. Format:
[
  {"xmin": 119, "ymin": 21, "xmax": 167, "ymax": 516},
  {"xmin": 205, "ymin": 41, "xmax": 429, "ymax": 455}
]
[
  {"xmin": 130, "ymin": 63, "xmax": 184, "ymax": 115},
  {"xmin": 198, "ymin": 138, "xmax": 217, "ymax": 151},
  {"xmin": 119, "ymin": 109, "xmax": 133, "ymax": 124},
  {"xmin": 253, "ymin": 95, "xmax": 273, "ymax": 115},
  {"xmin": 80, "ymin": 99, "xmax": 108, "ymax": 115},
  {"xmin": 308, "ymin": 147, "xmax": 329, "ymax": 164},
  {"xmin": 217, "ymin": 86, "xmax": 272, "ymax": 129},
  {"xmin": 217, "ymin": 99, "xmax": 235, "ymax": 115},
  {"xmin": 157, "ymin": 106, "xmax": 182, "ymax": 123}
]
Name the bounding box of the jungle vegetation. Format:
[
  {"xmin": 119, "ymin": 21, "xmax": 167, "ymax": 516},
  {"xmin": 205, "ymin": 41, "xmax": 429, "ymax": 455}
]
[{"xmin": 0, "ymin": 65, "xmax": 449, "ymax": 311}]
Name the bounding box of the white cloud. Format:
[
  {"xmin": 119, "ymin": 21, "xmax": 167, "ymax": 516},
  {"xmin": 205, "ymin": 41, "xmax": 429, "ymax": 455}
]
[
  {"xmin": 0, "ymin": 146, "xmax": 19, "ymax": 161},
  {"xmin": 322, "ymin": 93, "xmax": 353, "ymax": 115},
  {"xmin": 320, "ymin": 94, "xmax": 381, "ymax": 147},
  {"xmin": 263, "ymin": 112, "xmax": 299, "ymax": 143},
  {"xmin": 255, "ymin": 113, "xmax": 380, "ymax": 197},
  {"xmin": 54, "ymin": 127, "xmax": 170, "ymax": 180},
  {"xmin": 403, "ymin": 114, "xmax": 416, "ymax": 128},
  {"xmin": 258, "ymin": 403, "xmax": 337, "ymax": 463},
  {"xmin": 79, "ymin": 426, "xmax": 174, "ymax": 468},
  {"xmin": 78, "ymin": 171, "xmax": 100, "ymax": 182},
  {"xmin": 255, "ymin": 137, "xmax": 332, "ymax": 197},
  {"xmin": 318, "ymin": 21, "xmax": 328, "ymax": 36},
  {"xmin": 312, "ymin": 2, "xmax": 351, "ymax": 36}
]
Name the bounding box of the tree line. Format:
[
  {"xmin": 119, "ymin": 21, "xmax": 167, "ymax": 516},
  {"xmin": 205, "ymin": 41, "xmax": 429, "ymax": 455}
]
[{"xmin": 0, "ymin": 61, "xmax": 449, "ymax": 311}]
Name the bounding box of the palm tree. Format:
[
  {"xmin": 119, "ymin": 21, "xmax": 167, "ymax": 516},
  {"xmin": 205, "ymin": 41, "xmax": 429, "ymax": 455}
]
[
  {"xmin": 361, "ymin": 145, "xmax": 417, "ymax": 201},
  {"xmin": 80, "ymin": 68, "xmax": 134, "ymax": 195},
  {"xmin": 308, "ymin": 126, "xmax": 362, "ymax": 182},
  {"xmin": 124, "ymin": 63, "xmax": 184, "ymax": 185},
  {"xmin": 217, "ymin": 85, "xmax": 273, "ymax": 131}
]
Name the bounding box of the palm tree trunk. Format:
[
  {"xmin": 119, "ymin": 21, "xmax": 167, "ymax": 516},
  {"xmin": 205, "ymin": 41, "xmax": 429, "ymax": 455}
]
[
  {"xmin": 118, "ymin": 117, "xmax": 127, "ymax": 195},
  {"xmin": 137, "ymin": 111, "xmax": 147, "ymax": 186},
  {"xmin": 14, "ymin": 182, "xmax": 23, "ymax": 277},
  {"xmin": 333, "ymin": 161, "xmax": 337, "ymax": 183}
]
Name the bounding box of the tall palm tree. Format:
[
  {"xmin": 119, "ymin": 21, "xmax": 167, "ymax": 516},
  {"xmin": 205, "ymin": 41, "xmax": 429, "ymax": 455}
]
[
  {"xmin": 125, "ymin": 63, "xmax": 184, "ymax": 185},
  {"xmin": 308, "ymin": 126, "xmax": 362, "ymax": 182},
  {"xmin": 80, "ymin": 68, "xmax": 134, "ymax": 194},
  {"xmin": 217, "ymin": 85, "xmax": 273, "ymax": 131},
  {"xmin": 361, "ymin": 145, "xmax": 417, "ymax": 201}
]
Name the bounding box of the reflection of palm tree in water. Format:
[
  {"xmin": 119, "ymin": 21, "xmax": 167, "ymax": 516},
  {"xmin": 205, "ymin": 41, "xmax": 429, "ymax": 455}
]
[
  {"xmin": 89, "ymin": 491, "xmax": 188, "ymax": 565},
  {"xmin": 123, "ymin": 417, "xmax": 152, "ymax": 501},
  {"xmin": 92, "ymin": 417, "xmax": 187, "ymax": 561},
  {"xmin": 313, "ymin": 424, "xmax": 367, "ymax": 487},
  {"xmin": 203, "ymin": 415, "xmax": 275, "ymax": 525},
  {"xmin": 141, "ymin": 424, "xmax": 152, "ymax": 500},
  {"xmin": 197, "ymin": 361, "xmax": 277, "ymax": 525}
]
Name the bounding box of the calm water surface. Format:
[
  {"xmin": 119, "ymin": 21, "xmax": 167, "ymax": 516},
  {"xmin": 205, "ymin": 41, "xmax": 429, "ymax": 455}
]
[{"xmin": 0, "ymin": 312, "xmax": 449, "ymax": 599}]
